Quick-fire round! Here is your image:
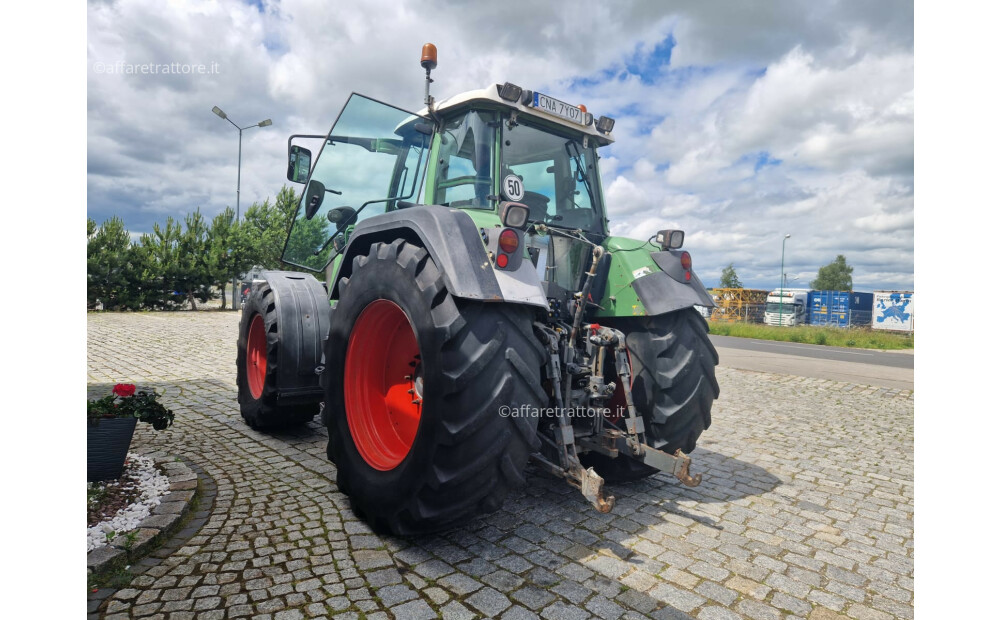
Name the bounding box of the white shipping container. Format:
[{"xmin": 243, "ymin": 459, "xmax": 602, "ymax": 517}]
[{"xmin": 872, "ymin": 291, "xmax": 914, "ymax": 332}]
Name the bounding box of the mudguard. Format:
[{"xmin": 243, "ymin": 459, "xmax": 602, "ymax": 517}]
[
  {"xmin": 260, "ymin": 270, "xmax": 331, "ymax": 405},
  {"xmin": 332, "ymin": 205, "xmax": 548, "ymax": 309},
  {"xmin": 631, "ymin": 251, "xmax": 716, "ymax": 316}
]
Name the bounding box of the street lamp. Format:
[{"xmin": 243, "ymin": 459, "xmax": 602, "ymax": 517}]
[
  {"xmin": 212, "ymin": 106, "xmax": 272, "ymax": 310},
  {"xmin": 779, "ymin": 233, "xmax": 791, "ymax": 326}
]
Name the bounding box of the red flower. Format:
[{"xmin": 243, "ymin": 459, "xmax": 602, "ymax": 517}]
[{"xmin": 113, "ymin": 384, "xmax": 136, "ymax": 397}]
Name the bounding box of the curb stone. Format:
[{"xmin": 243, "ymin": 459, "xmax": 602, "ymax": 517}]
[
  {"xmin": 87, "ymin": 456, "xmax": 195, "ymax": 575},
  {"xmin": 87, "ymin": 456, "xmax": 218, "ymax": 619}
]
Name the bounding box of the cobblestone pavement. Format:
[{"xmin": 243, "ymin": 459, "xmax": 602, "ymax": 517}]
[{"xmin": 87, "ymin": 312, "xmax": 914, "ymax": 620}]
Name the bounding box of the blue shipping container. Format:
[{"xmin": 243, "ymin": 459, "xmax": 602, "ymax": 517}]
[{"xmin": 807, "ymin": 291, "xmax": 874, "ymax": 327}]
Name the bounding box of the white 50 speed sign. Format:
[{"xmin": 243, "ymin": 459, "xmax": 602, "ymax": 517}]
[{"xmin": 502, "ymin": 174, "xmax": 525, "ymax": 201}]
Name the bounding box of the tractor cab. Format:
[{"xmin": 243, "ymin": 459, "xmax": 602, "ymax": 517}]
[{"xmin": 280, "ymin": 83, "xmax": 617, "ymax": 281}]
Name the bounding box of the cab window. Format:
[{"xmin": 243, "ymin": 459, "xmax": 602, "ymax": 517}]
[
  {"xmin": 501, "ymin": 119, "xmax": 604, "ymax": 234},
  {"xmin": 433, "ymin": 111, "xmax": 495, "ymax": 209}
]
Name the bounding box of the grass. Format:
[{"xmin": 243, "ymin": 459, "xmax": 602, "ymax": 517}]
[{"xmin": 707, "ymin": 321, "xmax": 914, "ymax": 350}]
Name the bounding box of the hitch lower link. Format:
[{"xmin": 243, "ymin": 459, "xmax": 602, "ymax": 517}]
[
  {"xmin": 530, "ymin": 321, "xmax": 702, "ymax": 514},
  {"xmin": 531, "ymin": 436, "xmax": 702, "ymax": 514}
]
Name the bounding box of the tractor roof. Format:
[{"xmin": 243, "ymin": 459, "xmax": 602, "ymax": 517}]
[{"xmin": 420, "ymin": 85, "xmax": 615, "ymax": 146}]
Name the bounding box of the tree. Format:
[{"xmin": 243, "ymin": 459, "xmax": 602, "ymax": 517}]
[
  {"xmin": 207, "ymin": 207, "xmax": 245, "ymax": 310},
  {"xmin": 139, "ymin": 217, "xmax": 186, "ymax": 309},
  {"xmin": 719, "ymin": 263, "xmax": 743, "ymax": 288},
  {"xmin": 811, "ymin": 255, "xmax": 854, "ymax": 291},
  {"xmin": 88, "ymin": 216, "xmax": 147, "ymax": 310},
  {"xmin": 241, "ymin": 195, "xmax": 290, "ymax": 270},
  {"xmin": 241, "ymin": 185, "xmax": 328, "ymax": 273},
  {"xmin": 175, "ymin": 209, "xmax": 215, "ymax": 309}
]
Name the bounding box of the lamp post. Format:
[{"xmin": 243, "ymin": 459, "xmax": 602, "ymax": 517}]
[
  {"xmin": 212, "ymin": 106, "xmax": 272, "ymax": 310},
  {"xmin": 779, "ymin": 233, "xmax": 791, "ymax": 326}
]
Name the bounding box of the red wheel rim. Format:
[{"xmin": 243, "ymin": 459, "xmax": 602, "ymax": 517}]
[
  {"xmin": 344, "ymin": 300, "xmax": 422, "ymax": 471},
  {"xmin": 246, "ymin": 314, "xmax": 267, "ymax": 399}
]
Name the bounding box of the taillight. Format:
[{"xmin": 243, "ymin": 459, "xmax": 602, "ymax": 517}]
[
  {"xmin": 496, "ymin": 253, "xmax": 509, "ymax": 268},
  {"xmin": 681, "ymin": 251, "xmax": 692, "ymax": 281},
  {"xmin": 498, "ymin": 228, "xmax": 519, "ymax": 254}
]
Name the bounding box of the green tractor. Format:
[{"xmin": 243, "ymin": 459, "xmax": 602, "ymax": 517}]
[{"xmin": 237, "ymin": 45, "xmax": 719, "ymax": 535}]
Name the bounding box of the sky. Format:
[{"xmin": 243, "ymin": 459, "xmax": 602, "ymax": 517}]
[{"xmin": 87, "ymin": 0, "xmax": 914, "ymax": 292}]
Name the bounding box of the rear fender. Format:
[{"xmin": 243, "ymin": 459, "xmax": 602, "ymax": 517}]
[
  {"xmin": 638, "ymin": 250, "xmax": 716, "ymax": 313},
  {"xmin": 332, "ymin": 205, "xmax": 548, "ymax": 309},
  {"xmin": 595, "ymin": 242, "xmax": 714, "ymax": 317}
]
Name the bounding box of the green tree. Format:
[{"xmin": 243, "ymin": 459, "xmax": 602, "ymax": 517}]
[
  {"xmin": 175, "ymin": 209, "xmax": 215, "ymax": 309},
  {"xmin": 241, "ymin": 195, "xmax": 290, "ymax": 270},
  {"xmin": 88, "ymin": 216, "xmax": 146, "ymax": 310},
  {"xmin": 241, "ymin": 185, "xmax": 328, "ymax": 273},
  {"xmin": 719, "ymin": 263, "xmax": 743, "ymax": 288},
  {"xmin": 811, "ymin": 255, "xmax": 854, "ymax": 291},
  {"xmin": 139, "ymin": 217, "xmax": 186, "ymax": 309},
  {"xmin": 207, "ymin": 207, "xmax": 250, "ymax": 310}
]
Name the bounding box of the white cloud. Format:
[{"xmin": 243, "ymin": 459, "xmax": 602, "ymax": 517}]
[{"xmin": 87, "ymin": 0, "xmax": 914, "ymax": 290}]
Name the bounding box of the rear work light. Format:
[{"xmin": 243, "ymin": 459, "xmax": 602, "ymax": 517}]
[
  {"xmin": 498, "ymin": 228, "xmax": 519, "ymax": 254},
  {"xmin": 498, "ymin": 82, "xmax": 523, "ymax": 102},
  {"xmin": 656, "ymin": 229, "xmax": 684, "ymax": 250},
  {"xmin": 500, "ymin": 202, "xmax": 530, "ymax": 229}
]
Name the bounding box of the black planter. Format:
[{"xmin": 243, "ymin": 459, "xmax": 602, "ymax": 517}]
[{"xmin": 87, "ymin": 417, "xmax": 138, "ymax": 482}]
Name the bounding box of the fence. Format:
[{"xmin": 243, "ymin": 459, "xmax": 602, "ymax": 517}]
[{"xmin": 708, "ymin": 288, "xmax": 768, "ymax": 323}]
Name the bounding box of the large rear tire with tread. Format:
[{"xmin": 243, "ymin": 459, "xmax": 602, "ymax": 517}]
[
  {"xmin": 585, "ymin": 309, "xmax": 719, "ymax": 480},
  {"xmin": 237, "ymin": 282, "xmax": 318, "ymax": 430},
  {"xmin": 325, "ymin": 240, "xmax": 546, "ymax": 535}
]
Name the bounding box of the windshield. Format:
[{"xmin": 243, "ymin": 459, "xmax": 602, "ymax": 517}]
[
  {"xmin": 766, "ymin": 302, "xmax": 802, "ymax": 313},
  {"xmin": 282, "ymin": 94, "xmax": 430, "ymax": 270},
  {"xmin": 501, "ymin": 118, "xmax": 605, "ymax": 234}
]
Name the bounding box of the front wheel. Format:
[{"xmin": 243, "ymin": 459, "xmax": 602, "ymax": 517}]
[
  {"xmin": 325, "ymin": 240, "xmax": 547, "ymax": 535},
  {"xmin": 584, "ymin": 309, "xmax": 719, "ymax": 481},
  {"xmin": 236, "ymin": 282, "xmax": 318, "ymax": 429},
  {"xmin": 609, "ymin": 308, "xmax": 719, "ymax": 453}
]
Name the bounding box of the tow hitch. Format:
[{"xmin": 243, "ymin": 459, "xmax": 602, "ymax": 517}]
[{"xmin": 530, "ymin": 276, "xmax": 702, "ymax": 512}]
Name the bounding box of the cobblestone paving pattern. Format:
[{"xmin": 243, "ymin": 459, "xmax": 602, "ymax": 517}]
[{"xmin": 87, "ymin": 312, "xmax": 913, "ymax": 620}]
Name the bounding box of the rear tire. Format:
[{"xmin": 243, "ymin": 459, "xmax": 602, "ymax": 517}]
[
  {"xmin": 325, "ymin": 240, "xmax": 547, "ymax": 535},
  {"xmin": 237, "ymin": 282, "xmax": 318, "ymax": 429}
]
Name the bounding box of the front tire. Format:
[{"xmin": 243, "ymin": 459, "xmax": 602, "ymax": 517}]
[
  {"xmin": 607, "ymin": 308, "xmax": 719, "ymax": 454},
  {"xmin": 237, "ymin": 282, "xmax": 318, "ymax": 429},
  {"xmin": 325, "ymin": 240, "xmax": 547, "ymax": 535}
]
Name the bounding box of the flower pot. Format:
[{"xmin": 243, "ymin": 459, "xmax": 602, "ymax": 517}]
[{"xmin": 87, "ymin": 417, "xmax": 138, "ymax": 482}]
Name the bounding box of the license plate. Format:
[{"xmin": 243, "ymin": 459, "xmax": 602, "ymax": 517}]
[{"xmin": 531, "ymin": 92, "xmax": 585, "ymax": 125}]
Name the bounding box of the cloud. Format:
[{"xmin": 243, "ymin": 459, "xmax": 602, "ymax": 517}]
[{"xmin": 87, "ymin": 0, "xmax": 914, "ymax": 291}]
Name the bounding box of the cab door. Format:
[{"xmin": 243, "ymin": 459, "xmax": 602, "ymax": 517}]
[{"xmin": 282, "ymin": 94, "xmax": 431, "ymax": 271}]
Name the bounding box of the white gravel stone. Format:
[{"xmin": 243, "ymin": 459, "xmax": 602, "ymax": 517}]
[{"xmin": 87, "ymin": 453, "xmax": 171, "ymax": 551}]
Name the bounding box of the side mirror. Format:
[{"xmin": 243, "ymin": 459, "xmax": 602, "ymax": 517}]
[
  {"xmin": 287, "ymin": 144, "xmax": 312, "ymax": 184},
  {"xmin": 303, "ymin": 179, "xmax": 325, "ymax": 220}
]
